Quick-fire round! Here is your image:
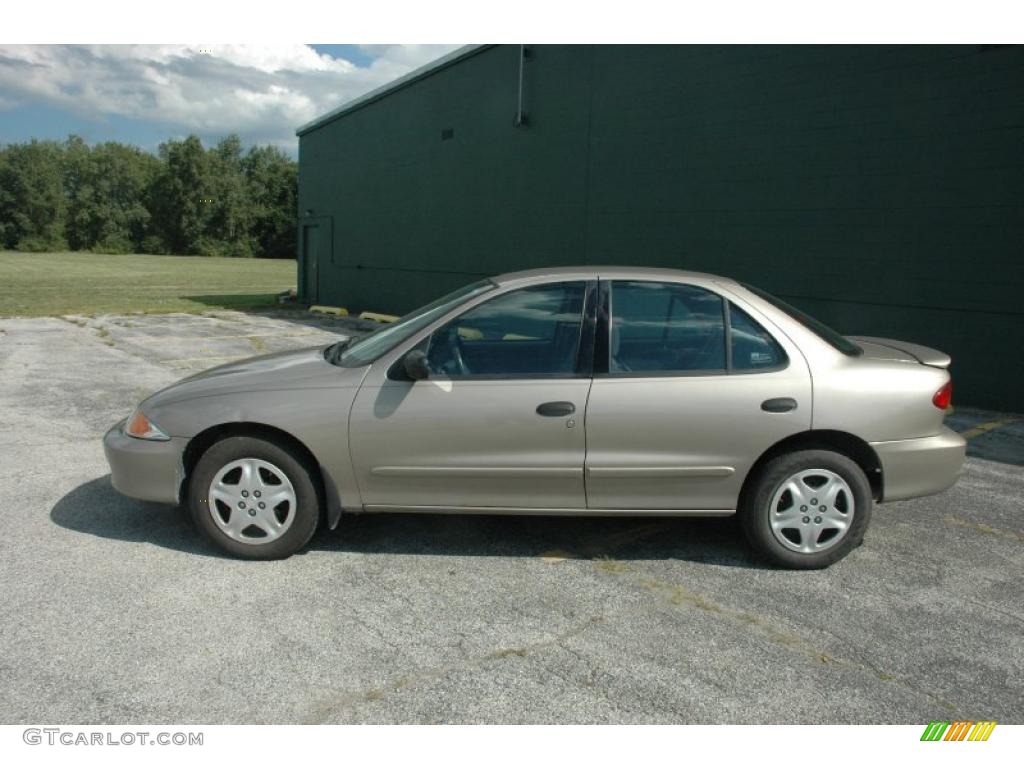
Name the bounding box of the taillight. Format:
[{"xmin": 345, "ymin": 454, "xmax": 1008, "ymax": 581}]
[{"xmin": 933, "ymin": 381, "xmax": 952, "ymax": 410}]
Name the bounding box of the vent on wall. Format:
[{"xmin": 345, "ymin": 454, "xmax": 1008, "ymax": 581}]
[{"xmin": 440, "ymin": 127, "xmax": 455, "ymax": 141}]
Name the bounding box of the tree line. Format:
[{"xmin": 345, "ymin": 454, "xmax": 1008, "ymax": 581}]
[{"xmin": 0, "ymin": 134, "xmax": 298, "ymax": 258}]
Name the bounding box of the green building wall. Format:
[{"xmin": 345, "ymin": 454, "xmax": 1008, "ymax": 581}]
[{"xmin": 297, "ymin": 44, "xmax": 1024, "ymax": 410}]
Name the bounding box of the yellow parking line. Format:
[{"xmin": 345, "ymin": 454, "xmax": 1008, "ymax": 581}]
[
  {"xmin": 944, "ymin": 515, "xmax": 1024, "ymax": 543},
  {"xmin": 958, "ymin": 418, "xmax": 1020, "ymax": 440}
]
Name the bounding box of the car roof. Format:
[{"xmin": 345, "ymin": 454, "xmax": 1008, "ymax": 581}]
[{"xmin": 492, "ymin": 265, "xmax": 740, "ymax": 287}]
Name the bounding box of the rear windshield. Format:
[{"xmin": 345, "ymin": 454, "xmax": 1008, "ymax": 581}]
[{"xmin": 744, "ymin": 285, "xmax": 862, "ymax": 357}]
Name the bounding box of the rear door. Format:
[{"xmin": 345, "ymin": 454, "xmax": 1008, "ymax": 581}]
[{"xmin": 584, "ymin": 279, "xmax": 812, "ymax": 510}]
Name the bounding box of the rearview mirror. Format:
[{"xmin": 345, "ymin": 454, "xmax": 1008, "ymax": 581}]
[{"xmin": 403, "ymin": 349, "xmax": 430, "ymax": 381}]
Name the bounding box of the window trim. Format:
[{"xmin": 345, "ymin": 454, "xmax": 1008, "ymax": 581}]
[
  {"xmin": 595, "ymin": 280, "xmax": 790, "ymax": 379},
  {"xmin": 386, "ymin": 280, "xmax": 597, "ymax": 382},
  {"xmin": 724, "ymin": 299, "xmax": 733, "ymax": 372}
]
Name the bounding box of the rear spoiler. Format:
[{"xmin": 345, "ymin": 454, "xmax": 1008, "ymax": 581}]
[{"xmin": 848, "ymin": 336, "xmax": 951, "ymax": 369}]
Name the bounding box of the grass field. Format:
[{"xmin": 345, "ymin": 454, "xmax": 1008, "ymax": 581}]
[{"xmin": 0, "ymin": 251, "xmax": 297, "ymax": 317}]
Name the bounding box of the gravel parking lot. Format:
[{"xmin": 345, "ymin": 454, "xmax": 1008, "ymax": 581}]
[{"xmin": 1, "ymin": 309, "xmax": 1021, "ymax": 724}]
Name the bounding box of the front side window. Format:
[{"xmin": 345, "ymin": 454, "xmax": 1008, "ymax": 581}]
[
  {"xmin": 609, "ymin": 281, "xmax": 726, "ymax": 373},
  {"xmin": 425, "ymin": 282, "xmax": 587, "ymax": 377}
]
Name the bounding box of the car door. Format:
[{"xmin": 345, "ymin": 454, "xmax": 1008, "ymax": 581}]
[
  {"xmin": 584, "ymin": 279, "xmax": 812, "ymax": 511},
  {"xmin": 349, "ymin": 280, "xmax": 596, "ymax": 511}
]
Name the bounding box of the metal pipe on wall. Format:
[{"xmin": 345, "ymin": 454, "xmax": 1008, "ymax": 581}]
[{"xmin": 514, "ymin": 44, "xmax": 528, "ymax": 127}]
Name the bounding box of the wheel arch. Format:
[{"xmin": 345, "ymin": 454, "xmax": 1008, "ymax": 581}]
[
  {"xmin": 740, "ymin": 429, "xmax": 883, "ymax": 505},
  {"xmin": 180, "ymin": 421, "xmax": 344, "ymax": 529}
]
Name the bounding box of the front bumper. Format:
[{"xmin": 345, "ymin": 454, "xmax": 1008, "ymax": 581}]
[
  {"xmin": 103, "ymin": 420, "xmax": 188, "ymax": 505},
  {"xmin": 871, "ymin": 426, "xmax": 967, "ymax": 502}
]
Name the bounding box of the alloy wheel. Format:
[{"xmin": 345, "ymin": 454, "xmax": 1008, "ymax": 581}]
[
  {"xmin": 768, "ymin": 468, "xmax": 855, "ymax": 554},
  {"xmin": 207, "ymin": 458, "xmax": 297, "ymax": 543}
]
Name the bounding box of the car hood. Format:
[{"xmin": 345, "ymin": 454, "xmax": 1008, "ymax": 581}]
[
  {"xmin": 847, "ymin": 336, "xmax": 951, "ymax": 369},
  {"xmin": 142, "ymin": 344, "xmax": 366, "ymax": 408},
  {"xmin": 178, "ymin": 346, "xmax": 328, "ymax": 382}
]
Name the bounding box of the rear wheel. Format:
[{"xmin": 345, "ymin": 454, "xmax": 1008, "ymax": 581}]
[
  {"xmin": 188, "ymin": 436, "xmax": 320, "ymax": 559},
  {"xmin": 740, "ymin": 450, "xmax": 871, "ymax": 569}
]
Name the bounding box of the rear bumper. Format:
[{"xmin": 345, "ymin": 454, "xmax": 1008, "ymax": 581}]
[
  {"xmin": 103, "ymin": 420, "xmax": 188, "ymax": 505},
  {"xmin": 871, "ymin": 427, "xmax": 966, "ymax": 502}
]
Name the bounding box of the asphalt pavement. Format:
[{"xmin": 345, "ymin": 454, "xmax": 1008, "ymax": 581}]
[{"xmin": 0, "ymin": 309, "xmax": 1021, "ymax": 724}]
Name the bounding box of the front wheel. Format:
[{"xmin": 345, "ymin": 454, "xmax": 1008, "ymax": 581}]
[
  {"xmin": 740, "ymin": 450, "xmax": 872, "ymax": 569},
  {"xmin": 188, "ymin": 436, "xmax": 321, "ymax": 559}
]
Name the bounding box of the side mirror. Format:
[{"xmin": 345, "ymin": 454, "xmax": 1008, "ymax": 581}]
[{"xmin": 403, "ymin": 349, "xmax": 430, "ymax": 381}]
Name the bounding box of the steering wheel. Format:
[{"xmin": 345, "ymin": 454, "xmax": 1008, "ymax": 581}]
[{"xmin": 451, "ymin": 329, "xmax": 472, "ymax": 376}]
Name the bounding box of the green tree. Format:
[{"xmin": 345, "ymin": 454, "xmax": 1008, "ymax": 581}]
[
  {"xmin": 203, "ymin": 135, "xmax": 254, "ymax": 257},
  {"xmin": 0, "ymin": 140, "xmax": 67, "ymax": 251},
  {"xmin": 150, "ymin": 135, "xmax": 211, "ymax": 255},
  {"xmin": 64, "ymin": 137, "xmax": 160, "ymax": 253},
  {"xmin": 0, "ymin": 132, "xmax": 298, "ymax": 258},
  {"xmin": 243, "ymin": 144, "xmax": 298, "ymax": 258}
]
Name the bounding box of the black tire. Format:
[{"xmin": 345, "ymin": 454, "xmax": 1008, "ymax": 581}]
[
  {"xmin": 188, "ymin": 435, "xmax": 321, "ymax": 560},
  {"xmin": 740, "ymin": 449, "xmax": 872, "ymax": 569}
]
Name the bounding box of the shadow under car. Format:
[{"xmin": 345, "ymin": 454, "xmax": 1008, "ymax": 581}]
[{"xmin": 51, "ymin": 475, "xmax": 760, "ymax": 567}]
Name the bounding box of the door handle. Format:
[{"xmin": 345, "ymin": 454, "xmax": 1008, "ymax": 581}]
[
  {"xmin": 761, "ymin": 397, "xmax": 797, "ymax": 413},
  {"xmin": 536, "ymin": 401, "xmax": 576, "ymax": 417}
]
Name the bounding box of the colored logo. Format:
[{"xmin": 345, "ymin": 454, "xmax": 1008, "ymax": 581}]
[{"xmin": 920, "ymin": 721, "xmax": 996, "ymax": 741}]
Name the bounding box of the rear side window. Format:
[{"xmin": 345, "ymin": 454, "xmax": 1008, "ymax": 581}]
[
  {"xmin": 609, "ymin": 281, "xmax": 727, "ymax": 373},
  {"xmin": 729, "ymin": 303, "xmax": 788, "ymax": 371},
  {"xmin": 601, "ymin": 281, "xmax": 788, "ymax": 375}
]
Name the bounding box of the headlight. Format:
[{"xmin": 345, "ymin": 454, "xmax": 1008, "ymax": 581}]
[{"xmin": 124, "ymin": 409, "xmax": 170, "ymax": 441}]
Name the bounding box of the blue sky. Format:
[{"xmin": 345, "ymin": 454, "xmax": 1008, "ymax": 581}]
[{"xmin": 0, "ymin": 44, "xmax": 459, "ymax": 155}]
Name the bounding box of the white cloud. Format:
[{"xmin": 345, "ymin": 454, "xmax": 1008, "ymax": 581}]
[{"xmin": 0, "ymin": 44, "xmax": 462, "ymax": 147}]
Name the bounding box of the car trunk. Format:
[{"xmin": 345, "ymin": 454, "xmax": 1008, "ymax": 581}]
[{"xmin": 846, "ymin": 336, "xmax": 951, "ymax": 369}]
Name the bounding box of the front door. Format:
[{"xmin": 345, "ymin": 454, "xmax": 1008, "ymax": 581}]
[
  {"xmin": 584, "ymin": 279, "xmax": 812, "ymax": 510},
  {"xmin": 349, "ymin": 281, "xmax": 594, "ymax": 511}
]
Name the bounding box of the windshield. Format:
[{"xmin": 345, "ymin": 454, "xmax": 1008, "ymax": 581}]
[
  {"xmin": 744, "ymin": 285, "xmax": 862, "ymax": 357},
  {"xmin": 327, "ymin": 279, "xmax": 496, "ymax": 367}
]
